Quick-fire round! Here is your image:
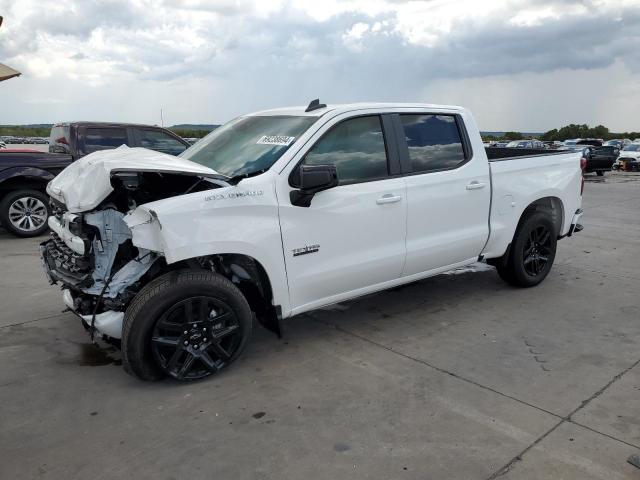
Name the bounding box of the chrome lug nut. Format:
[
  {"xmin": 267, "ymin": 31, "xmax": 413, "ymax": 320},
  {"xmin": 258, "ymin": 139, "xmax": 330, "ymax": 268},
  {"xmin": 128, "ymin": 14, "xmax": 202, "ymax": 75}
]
[
  {"xmin": 194, "ymin": 344, "xmax": 199, "ymax": 349},
  {"xmin": 184, "ymin": 340, "xmax": 189, "ymax": 345}
]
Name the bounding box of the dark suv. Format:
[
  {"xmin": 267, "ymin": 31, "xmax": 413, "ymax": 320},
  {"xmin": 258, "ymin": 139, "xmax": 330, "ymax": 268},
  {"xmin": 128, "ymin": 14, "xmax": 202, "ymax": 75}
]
[
  {"xmin": 0, "ymin": 122, "xmax": 190, "ymax": 237},
  {"xmin": 49, "ymin": 122, "xmax": 189, "ymax": 157}
]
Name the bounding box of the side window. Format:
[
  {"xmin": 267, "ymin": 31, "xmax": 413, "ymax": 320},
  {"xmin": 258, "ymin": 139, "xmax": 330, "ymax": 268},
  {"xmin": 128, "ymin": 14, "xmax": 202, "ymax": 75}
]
[
  {"xmin": 84, "ymin": 128, "xmax": 128, "ymax": 153},
  {"xmin": 137, "ymin": 129, "xmax": 187, "ymax": 155},
  {"xmin": 400, "ymin": 114, "xmax": 466, "ymax": 173},
  {"xmin": 303, "ymin": 116, "xmax": 389, "ymax": 184}
]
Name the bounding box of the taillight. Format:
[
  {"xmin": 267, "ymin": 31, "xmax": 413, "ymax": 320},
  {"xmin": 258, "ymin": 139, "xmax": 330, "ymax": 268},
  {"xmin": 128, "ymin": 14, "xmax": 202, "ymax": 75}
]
[{"xmin": 580, "ymin": 157, "xmax": 587, "ymax": 171}]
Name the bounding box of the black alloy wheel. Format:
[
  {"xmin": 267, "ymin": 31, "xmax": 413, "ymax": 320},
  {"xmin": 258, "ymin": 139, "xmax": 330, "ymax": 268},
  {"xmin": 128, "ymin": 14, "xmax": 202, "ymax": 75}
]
[
  {"xmin": 151, "ymin": 296, "xmax": 244, "ymax": 380},
  {"xmin": 494, "ymin": 211, "xmax": 557, "ymax": 287},
  {"xmin": 122, "ymin": 270, "xmax": 252, "ymax": 381},
  {"xmin": 522, "ymin": 225, "xmax": 552, "ymax": 277}
]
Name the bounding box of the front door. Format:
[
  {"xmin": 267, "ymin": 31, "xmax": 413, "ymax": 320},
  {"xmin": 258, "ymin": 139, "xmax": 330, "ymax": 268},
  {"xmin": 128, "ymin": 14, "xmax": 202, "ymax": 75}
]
[{"xmin": 277, "ymin": 115, "xmax": 407, "ymax": 314}]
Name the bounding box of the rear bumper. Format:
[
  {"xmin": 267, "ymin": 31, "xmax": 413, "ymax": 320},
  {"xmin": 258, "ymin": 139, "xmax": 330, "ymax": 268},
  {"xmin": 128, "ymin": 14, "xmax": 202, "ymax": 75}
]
[{"xmin": 566, "ymin": 208, "xmax": 584, "ymax": 237}]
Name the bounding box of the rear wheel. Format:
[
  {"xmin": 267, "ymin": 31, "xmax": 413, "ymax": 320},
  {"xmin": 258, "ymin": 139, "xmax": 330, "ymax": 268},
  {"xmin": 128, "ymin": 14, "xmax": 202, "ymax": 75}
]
[
  {"xmin": 0, "ymin": 189, "xmax": 49, "ymax": 237},
  {"xmin": 122, "ymin": 270, "xmax": 252, "ymax": 381},
  {"xmin": 596, "ymin": 170, "xmax": 604, "ymax": 176},
  {"xmin": 495, "ymin": 212, "xmax": 557, "ymax": 287}
]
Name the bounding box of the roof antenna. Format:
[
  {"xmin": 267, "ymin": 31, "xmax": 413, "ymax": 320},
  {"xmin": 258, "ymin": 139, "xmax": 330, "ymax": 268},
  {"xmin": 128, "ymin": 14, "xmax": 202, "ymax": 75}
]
[{"xmin": 305, "ymin": 98, "xmax": 326, "ymax": 112}]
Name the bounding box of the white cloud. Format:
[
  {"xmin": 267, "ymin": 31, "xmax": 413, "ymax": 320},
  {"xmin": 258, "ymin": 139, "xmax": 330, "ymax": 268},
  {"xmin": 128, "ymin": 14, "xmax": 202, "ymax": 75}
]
[{"xmin": 0, "ymin": 0, "xmax": 639, "ymax": 131}]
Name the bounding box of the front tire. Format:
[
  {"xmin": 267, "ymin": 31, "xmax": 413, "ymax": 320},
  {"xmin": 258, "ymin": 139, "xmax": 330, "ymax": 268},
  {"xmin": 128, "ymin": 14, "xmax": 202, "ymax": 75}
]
[
  {"xmin": 122, "ymin": 269, "xmax": 252, "ymax": 381},
  {"xmin": 0, "ymin": 189, "xmax": 50, "ymax": 237},
  {"xmin": 495, "ymin": 212, "xmax": 557, "ymax": 288}
]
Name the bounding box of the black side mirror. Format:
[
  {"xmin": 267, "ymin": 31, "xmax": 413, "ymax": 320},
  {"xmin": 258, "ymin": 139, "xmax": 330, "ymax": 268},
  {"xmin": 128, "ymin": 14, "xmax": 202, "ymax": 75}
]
[{"xmin": 290, "ymin": 164, "xmax": 338, "ymax": 207}]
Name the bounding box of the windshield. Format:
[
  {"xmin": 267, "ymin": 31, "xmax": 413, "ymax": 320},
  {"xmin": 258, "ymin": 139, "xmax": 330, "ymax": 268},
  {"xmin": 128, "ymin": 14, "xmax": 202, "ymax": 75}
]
[
  {"xmin": 623, "ymin": 144, "xmax": 640, "ymax": 151},
  {"xmin": 180, "ymin": 115, "xmax": 318, "ymax": 178}
]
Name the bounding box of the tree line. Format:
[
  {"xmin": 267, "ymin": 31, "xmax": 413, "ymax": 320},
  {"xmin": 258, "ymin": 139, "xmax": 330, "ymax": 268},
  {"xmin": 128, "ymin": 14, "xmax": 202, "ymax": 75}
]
[
  {"xmin": 0, "ymin": 125, "xmax": 214, "ymax": 139},
  {"xmin": 483, "ymin": 124, "xmax": 640, "ymax": 142}
]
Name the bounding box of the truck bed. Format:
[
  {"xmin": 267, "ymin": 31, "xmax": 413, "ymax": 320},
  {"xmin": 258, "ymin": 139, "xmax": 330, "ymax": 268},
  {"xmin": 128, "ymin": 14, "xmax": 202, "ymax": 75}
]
[{"xmin": 485, "ymin": 147, "xmax": 574, "ymax": 161}]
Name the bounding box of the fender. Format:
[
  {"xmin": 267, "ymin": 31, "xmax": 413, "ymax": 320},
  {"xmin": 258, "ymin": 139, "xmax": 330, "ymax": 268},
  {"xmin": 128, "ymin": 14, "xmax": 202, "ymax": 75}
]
[
  {"xmin": 124, "ymin": 174, "xmax": 292, "ymax": 316},
  {"xmin": 0, "ymin": 166, "xmax": 56, "ymax": 186}
]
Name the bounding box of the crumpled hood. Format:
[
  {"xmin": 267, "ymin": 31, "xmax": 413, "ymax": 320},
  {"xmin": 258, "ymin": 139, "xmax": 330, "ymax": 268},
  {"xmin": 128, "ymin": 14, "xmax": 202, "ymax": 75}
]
[{"xmin": 47, "ymin": 146, "xmax": 220, "ymax": 213}]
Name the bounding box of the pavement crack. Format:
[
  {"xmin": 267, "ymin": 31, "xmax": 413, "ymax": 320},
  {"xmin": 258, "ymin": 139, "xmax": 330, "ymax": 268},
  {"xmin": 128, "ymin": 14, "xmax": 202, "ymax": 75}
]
[
  {"xmin": 0, "ymin": 311, "xmax": 70, "ymax": 329},
  {"xmin": 309, "ymin": 318, "xmax": 640, "ymax": 478},
  {"xmin": 486, "ymin": 356, "xmax": 640, "ymax": 479},
  {"xmin": 311, "ymin": 318, "xmax": 562, "ymax": 419}
]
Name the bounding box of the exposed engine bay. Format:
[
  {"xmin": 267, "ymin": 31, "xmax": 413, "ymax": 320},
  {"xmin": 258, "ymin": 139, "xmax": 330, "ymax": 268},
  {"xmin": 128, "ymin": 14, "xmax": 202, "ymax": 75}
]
[{"xmin": 41, "ymin": 171, "xmax": 227, "ymax": 339}]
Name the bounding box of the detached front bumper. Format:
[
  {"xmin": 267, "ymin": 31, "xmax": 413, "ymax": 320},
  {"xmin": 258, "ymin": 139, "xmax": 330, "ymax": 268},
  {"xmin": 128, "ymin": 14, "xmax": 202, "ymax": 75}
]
[{"xmin": 61, "ymin": 289, "xmax": 124, "ymax": 339}]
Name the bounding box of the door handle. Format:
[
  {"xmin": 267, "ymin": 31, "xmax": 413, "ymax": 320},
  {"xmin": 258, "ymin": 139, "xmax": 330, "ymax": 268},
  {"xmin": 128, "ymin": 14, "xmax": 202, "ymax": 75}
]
[
  {"xmin": 376, "ymin": 194, "xmax": 402, "ymax": 205},
  {"xmin": 466, "ymin": 181, "xmax": 486, "ymax": 190}
]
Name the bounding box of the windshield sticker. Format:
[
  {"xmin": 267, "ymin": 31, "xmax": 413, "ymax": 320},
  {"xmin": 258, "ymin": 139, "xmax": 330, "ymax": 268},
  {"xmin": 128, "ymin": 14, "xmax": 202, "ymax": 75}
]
[{"xmin": 256, "ymin": 135, "xmax": 295, "ymax": 146}]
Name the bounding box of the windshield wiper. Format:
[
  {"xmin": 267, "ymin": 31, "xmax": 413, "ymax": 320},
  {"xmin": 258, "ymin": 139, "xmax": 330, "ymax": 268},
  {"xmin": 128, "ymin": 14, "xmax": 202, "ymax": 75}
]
[{"xmin": 227, "ymin": 168, "xmax": 269, "ymax": 185}]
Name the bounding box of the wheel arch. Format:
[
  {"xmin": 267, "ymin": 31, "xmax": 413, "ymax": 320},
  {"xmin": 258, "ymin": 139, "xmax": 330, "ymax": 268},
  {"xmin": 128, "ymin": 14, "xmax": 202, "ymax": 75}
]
[
  {"xmin": 172, "ymin": 253, "xmax": 282, "ymax": 337},
  {"xmin": 0, "ymin": 169, "xmax": 53, "ymax": 201},
  {"xmin": 520, "ymin": 196, "xmax": 564, "ymax": 238}
]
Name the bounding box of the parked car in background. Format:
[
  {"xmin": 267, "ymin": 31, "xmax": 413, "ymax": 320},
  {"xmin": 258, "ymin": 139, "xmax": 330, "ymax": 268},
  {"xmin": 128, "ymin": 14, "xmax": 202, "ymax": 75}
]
[
  {"xmin": 506, "ymin": 140, "xmax": 545, "ymax": 149},
  {"xmin": 0, "ymin": 122, "xmax": 190, "ymax": 237},
  {"xmin": 0, "ymin": 141, "xmax": 5, "ymax": 149},
  {"xmin": 564, "ymin": 138, "xmax": 603, "ymax": 148},
  {"xmin": 613, "ymin": 143, "xmax": 640, "ymax": 172},
  {"xmin": 603, "ymin": 139, "xmax": 626, "ymax": 148},
  {"xmin": 41, "ymin": 101, "xmax": 584, "ymax": 381},
  {"xmin": 542, "ymin": 141, "xmax": 563, "ymax": 149},
  {"xmin": 581, "ymin": 145, "xmax": 619, "ymax": 176}
]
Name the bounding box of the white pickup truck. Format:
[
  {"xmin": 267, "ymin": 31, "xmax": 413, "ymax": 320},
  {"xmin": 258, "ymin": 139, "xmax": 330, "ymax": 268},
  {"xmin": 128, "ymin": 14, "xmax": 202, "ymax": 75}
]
[{"xmin": 41, "ymin": 101, "xmax": 584, "ymax": 381}]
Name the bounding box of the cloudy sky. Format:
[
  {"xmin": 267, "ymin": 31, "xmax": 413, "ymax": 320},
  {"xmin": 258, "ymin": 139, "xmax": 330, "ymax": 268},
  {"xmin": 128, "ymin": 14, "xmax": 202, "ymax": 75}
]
[{"xmin": 1, "ymin": 0, "xmax": 639, "ymax": 132}]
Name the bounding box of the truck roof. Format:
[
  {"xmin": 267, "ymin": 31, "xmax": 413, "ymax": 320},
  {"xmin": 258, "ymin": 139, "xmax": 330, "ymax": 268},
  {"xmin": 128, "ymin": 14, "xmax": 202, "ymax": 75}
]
[
  {"xmin": 249, "ymin": 102, "xmax": 465, "ymax": 117},
  {"xmin": 52, "ymin": 121, "xmax": 167, "ymax": 128}
]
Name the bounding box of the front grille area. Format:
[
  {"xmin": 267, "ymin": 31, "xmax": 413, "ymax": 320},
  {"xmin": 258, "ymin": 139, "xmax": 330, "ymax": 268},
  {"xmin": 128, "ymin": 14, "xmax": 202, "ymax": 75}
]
[{"xmin": 43, "ymin": 232, "xmax": 93, "ymax": 287}]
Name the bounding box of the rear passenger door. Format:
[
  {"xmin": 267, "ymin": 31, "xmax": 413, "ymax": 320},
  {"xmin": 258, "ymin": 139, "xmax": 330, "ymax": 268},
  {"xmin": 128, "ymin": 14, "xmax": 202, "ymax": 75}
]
[{"xmin": 395, "ymin": 112, "xmax": 491, "ymax": 276}]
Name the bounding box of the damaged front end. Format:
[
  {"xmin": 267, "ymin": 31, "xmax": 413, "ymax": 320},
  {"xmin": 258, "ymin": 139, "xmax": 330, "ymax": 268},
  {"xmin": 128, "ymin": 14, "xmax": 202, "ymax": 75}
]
[{"xmin": 41, "ymin": 152, "xmax": 228, "ymax": 341}]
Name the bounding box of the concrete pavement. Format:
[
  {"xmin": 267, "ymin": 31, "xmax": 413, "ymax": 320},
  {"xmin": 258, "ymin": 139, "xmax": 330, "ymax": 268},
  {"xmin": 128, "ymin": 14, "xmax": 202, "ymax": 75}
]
[{"xmin": 0, "ymin": 172, "xmax": 639, "ymax": 479}]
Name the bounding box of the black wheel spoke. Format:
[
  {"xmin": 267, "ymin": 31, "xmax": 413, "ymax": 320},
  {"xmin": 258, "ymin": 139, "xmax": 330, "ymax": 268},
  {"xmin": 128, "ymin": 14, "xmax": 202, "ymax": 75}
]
[
  {"xmin": 166, "ymin": 348, "xmax": 184, "ymax": 371},
  {"xmin": 539, "ymin": 230, "xmax": 550, "ymax": 245},
  {"xmin": 199, "ymin": 298, "xmax": 210, "ymax": 321},
  {"xmin": 184, "ymin": 299, "xmax": 194, "ymax": 324},
  {"xmin": 176, "ymin": 354, "xmax": 195, "ymax": 379},
  {"xmin": 200, "ymin": 351, "xmax": 220, "ymax": 372},
  {"xmin": 209, "ymin": 342, "xmax": 231, "ymax": 361},
  {"xmin": 156, "ymin": 319, "xmax": 184, "ymax": 331},
  {"xmin": 152, "ymin": 336, "xmax": 179, "ymax": 346},
  {"xmin": 210, "ymin": 311, "xmax": 232, "ymax": 325},
  {"xmin": 213, "ymin": 324, "xmax": 239, "ymax": 340}
]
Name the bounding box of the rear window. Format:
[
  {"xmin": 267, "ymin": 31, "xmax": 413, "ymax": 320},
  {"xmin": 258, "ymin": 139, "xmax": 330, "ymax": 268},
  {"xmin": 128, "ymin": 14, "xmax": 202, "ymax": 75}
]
[
  {"xmin": 84, "ymin": 127, "xmax": 128, "ymax": 154},
  {"xmin": 49, "ymin": 125, "xmax": 71, "ymax": 154},
  {"xmin": 400, "ymin": 114, "xmax": 466, "ymax": 173}
]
